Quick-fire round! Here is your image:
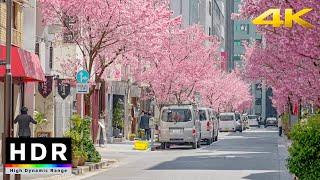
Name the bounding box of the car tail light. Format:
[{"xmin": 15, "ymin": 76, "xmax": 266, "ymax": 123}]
[
  {"xmin": 192, "ymin": 128, "xmax": 196, "ymax": 136},
  {"xmin": 207, "ymin": 122, "xmax": 210, "ymax": 131}
]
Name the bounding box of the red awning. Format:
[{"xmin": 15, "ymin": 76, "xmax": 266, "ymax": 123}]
[{"xmin": 0, "ymin": 45, "xmax": 45, "ymax": 82}]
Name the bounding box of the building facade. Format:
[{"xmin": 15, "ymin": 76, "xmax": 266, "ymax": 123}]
[
  {"xmin": 0, "ymin": 0, "xmax": 46, "ymax": 160},
  {"xmin": 170, "ymin": 0, "xmax": 225, "ymax": 41}
]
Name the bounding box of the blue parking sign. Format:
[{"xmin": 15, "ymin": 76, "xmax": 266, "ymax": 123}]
[{"xmin": 76, "ymin": 70, "xmax": 89, "ymax": 83}]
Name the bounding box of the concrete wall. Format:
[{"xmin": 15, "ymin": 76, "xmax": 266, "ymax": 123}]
[
  {"xmin": 55, "ymin": 88, "xmax": 76, "ymax": 137},
  {"xmin": 23, "ymin": 0, "xmax": 36, "ymax": 52}
]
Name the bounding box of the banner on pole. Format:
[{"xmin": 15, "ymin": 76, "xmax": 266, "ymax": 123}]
[
  {"xmin": 57, "ymin": 79, "xmax": 70, "ymax": 99},
  {"xmin": 38, "ymin": 76, "xmax": 53, "ymax": 98}
]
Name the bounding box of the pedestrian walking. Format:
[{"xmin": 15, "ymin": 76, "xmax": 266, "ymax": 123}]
[
  {"xmin": 278, "ymin": 115, "xmax": 282, "ymax": 137},
  {"xmin": 139, "ymin": 111, "xmax": 150, "ymax": 140},
  {"xmin": 14, "ymin": 107, "xmax": 37, "ymax": 138}
]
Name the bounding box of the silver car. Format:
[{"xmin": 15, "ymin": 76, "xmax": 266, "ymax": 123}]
[{"xmin": 159, "ymin": 105, "xmax": 201, "ymax": 149}]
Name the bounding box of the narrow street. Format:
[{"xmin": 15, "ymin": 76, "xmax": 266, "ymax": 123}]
[{"xmin": 78, "ymin": 127, "xmax": 292, "ymax": 180}]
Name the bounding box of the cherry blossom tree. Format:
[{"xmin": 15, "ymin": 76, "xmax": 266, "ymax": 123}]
[
  {"xmin": 133, "ymin": 25, "xmax": 220, "ymax": 106},
  {"xmin": 38, "ymin": 0, "xmax": 174, "ymax": 106},
  {"xmin": 238, "ymin": 0, "xmax": 320, "ymax": 112},
  {"xmin": 200, "ymin": 71, "xmax": 252, "ymax": 112},
  {"xmin": 131, "ymin": 24, "xmax": 252, "ymax": 112}
]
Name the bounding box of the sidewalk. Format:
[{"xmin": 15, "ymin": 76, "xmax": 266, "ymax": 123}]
[{"xmin": 278, "ymin": 135, "xmax": 293, "ymax": 180}]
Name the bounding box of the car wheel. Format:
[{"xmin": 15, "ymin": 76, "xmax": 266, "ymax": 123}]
[
  {"xmin": 192, "ymin": 141, "xmax": 197, "ymax": 149},
  {"xmin": 161, "ymin": 143, "xmax": 166, "ymax": 149},
  {"xmin": 197, "ymin": 140, "xmax": 201, "ymax": 148}
]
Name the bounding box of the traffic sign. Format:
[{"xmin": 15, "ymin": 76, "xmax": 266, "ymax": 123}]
[
  {"xmin": 76, "ymin": 70, "xmax": 89, "ymax": 83},
  {"xmin": 76, "ymin": 83, "xmax": 89, "ymax": 94}
]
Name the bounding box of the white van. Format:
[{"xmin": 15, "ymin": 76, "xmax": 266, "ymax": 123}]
[
  {"xmin": 219, "ymin": 112, "xmax": 237, "ymax": 132},
  {"xmin": 248, "ymin": 115, "xmax": 259, "ymax": 127},
  {"xmin": 199, "ymin": 108, "xmax": 214, "ymax": 145},
  {"xmin": 159, "ymin": 105, "xmax": 201, "ymax": 149},
  {"xmin": 209, "ymin": 109, "xmax": 219, "ymax": 141},
  {"xmin": 199, "ymin": 107, "xmax": 219, "ymax": 144}
]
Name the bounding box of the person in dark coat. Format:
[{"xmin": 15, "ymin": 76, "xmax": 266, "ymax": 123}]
[
  {"xmin": 139, "ymin": 112, "xmax": 150, "ymax": 140},
  {"xmin": 14, "ymin": 107, "xmax": 37, "ymax": 138}
]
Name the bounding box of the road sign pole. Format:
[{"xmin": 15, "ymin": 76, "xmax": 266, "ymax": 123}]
[
  {"xmin": 80, "ymin": 94, "xmax": 84, "ymax": 118},
  {"xmin": 76, "ymin": 70, "xmax": 89, "ymax": 119}
]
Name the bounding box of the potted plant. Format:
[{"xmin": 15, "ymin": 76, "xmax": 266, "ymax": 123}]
[
  {"xmin": 129, "ymin": 133, "xmax": 136, "ymax": 141},
  {"xmin": 34, "ymin": 111, "xmax": 48, "ymax": 133},
  {"xmin": 65, "ymin": 115, "xmax": 101, "ymax": 164},
  {"xmin": 77, "ymin": 150, "xmax": 88, "ymax": 166},
  {"xmin": 72, "ymin": 150, "xmax": 81, "ymax": 168},
  {"xmin": 138, "ymin": 128, "xmax": 145, "ymax": 139}
]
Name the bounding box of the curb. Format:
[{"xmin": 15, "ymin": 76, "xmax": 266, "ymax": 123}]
[
  {"xmin": 32, "ymin": 159, "xmax": 117, "ymax": 180},
  {"xmin": 72, "ymin": 159, "xmax": 117, "ymax": 175}
]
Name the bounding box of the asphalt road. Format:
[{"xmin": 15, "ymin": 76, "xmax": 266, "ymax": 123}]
[{"xmin": 82, "ymin": 127, "xmax": 291, "ymax": 180}]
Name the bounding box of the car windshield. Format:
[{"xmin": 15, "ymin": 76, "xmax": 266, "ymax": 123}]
[
  {"xmin": 199, "ymin": 110, "xmax": 207, "ymax": 121},
  {"xmin": 248, "ymin": 115, "xmax": 257, "ymax": 119},
  {"xmin": 161, "ymin": 109, "xmax": 192, "ymax": 122},
  {"xmin": 219, "ymin": 115, "xmax": 234, "ymax": 121}
]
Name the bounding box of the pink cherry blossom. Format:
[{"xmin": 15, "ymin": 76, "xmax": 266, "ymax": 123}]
[{"xmin": 239, "ymin": 0, "xmax": 320, "ymax": 112}]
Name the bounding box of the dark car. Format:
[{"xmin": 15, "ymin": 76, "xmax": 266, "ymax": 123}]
[{"xmin": 265, "ymin": 117, "xmax": 278, "ymax": 127}]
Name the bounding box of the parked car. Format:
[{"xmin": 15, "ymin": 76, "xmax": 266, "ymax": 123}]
[
  {"xmin": 159, "ymin": 104, "xmax": 201, "ymax": 149},
  {"xmin": 219, "ymin": 112, "xmax": 238, "ymax": 132},
  {"xmin": 235, "ymin": 112, "xmax": 243, "ymax": 132},
  {"xmin": 265, "ymin": 117, "xmax": 278, "ymax": 127},
  {"xmin": 242, "ymin": 114, "xmax": 249, "ymax": 129},
  {"xmin": 199, "ymin": 108, "xmax": 214, "ymax": 145},
  {"xmin": 198, "ymin": 107, "xmax": 219, "ymax": 144},
  {"xmin": 209, "ymin": 109, "xmax": 219, "ymax": 141},
  {"xmin": 247, "ymin": 115, "xmax": 259, "ymax": 127}
]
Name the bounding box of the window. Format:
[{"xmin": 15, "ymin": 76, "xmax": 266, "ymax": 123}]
[
  {"xmin": 239, "ymin": 24, "xmax": 250, "ymax": 34},
  {"xmin": 49, "ymin": 46, "xmax": 53, "ymax": 69},
  {"xmin": 234, "ymin": 40, "xmax": 241, "ymax": 46},
  {"xmin": 12, "ymin": 2, "xmax": 18, "ymax": 29},
  {"xmin": 209, "ymin": 1, "xmax": 212, "ymax": 16},
  {"xmin": 161, "ymin": 109, "xmax": 192, "ymax": 122},
  {"xmin": 35, "ymin": 43, "xmax": 40, "ymax": 56},
  {"xmin": 220, "ymin": 115, "xmax": 234, "ymax": 121},
  {"xmin": 235, "ymin": 113, "xmax": 241, "ymax": 121},
  {"xmin": 255, "ymin": 98, "xmax": 262, "ymax": 105},
  {"xmin": 199, "ymin": 110, "xmax": 207, "ymax": 121}
]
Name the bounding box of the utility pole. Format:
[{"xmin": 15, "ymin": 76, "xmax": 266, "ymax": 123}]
[{"xmin": 2, "ymin": 0, "xmax": 13, "ymax": 179}]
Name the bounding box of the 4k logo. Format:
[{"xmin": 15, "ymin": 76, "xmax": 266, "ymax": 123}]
[{"xmin": 252, "ymin": 9, "xmax": 314, "ymax": 28}]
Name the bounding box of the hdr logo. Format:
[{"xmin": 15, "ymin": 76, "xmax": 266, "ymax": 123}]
[
  {"xmin": 252, "ymin": 9, "xmax": 314, "ymax": 28},
  {"xmin": 5, "ymin": 138, "xmax": 72, "ymax": 174}
]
